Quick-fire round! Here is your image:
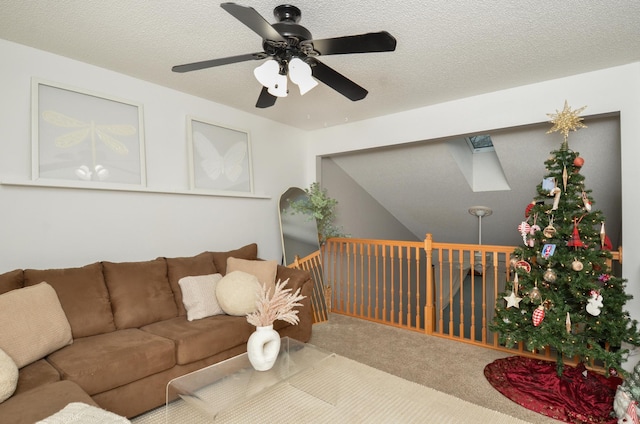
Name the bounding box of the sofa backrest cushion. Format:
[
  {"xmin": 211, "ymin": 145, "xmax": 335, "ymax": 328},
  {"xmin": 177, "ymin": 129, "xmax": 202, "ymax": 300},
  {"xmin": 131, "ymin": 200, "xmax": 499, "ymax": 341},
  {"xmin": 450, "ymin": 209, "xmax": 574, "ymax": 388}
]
[
  {"xmin": 210, "ymin": 243, "xmax": 258, "ymax": 275},
  {"xmin": 165, "ymin": 251, "xmax": 217, "ymax": 316},
  {"xmin": 0, "ymin": 269, "xmax": 24, "ymax": 295},
  {"xmin": 102, "ymin": 258, "xmax": 177, "ymax": 329},
  {"xmin": 0, "ymin": 282, "xmax": 73, "ymax": 368},
  {"xmin": 24, "ymin": 263, "xmax": 115, "ymax": 338}
]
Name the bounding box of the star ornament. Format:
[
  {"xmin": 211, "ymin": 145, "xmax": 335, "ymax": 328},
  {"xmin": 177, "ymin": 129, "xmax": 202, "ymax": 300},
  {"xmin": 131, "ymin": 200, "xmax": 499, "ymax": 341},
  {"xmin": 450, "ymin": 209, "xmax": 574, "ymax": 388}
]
[
  {"xmin": 546, "ymin": 100, "xmax": 587, "ymax": 145},
  {"xmin": 504, "ymin": 291, "xmax": 522, "ymax": 308}
]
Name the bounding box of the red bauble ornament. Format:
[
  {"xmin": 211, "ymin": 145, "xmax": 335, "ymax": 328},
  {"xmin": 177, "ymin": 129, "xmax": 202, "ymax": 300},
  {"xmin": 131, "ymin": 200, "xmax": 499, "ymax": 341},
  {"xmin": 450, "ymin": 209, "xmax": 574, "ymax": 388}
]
[
  {"xmin": 573, "ymin": 156, "xmax": 584, "ymax": 167},
  {"xmin": 532, "ymin": 305, "xmax": 545, "ymax": 327}
]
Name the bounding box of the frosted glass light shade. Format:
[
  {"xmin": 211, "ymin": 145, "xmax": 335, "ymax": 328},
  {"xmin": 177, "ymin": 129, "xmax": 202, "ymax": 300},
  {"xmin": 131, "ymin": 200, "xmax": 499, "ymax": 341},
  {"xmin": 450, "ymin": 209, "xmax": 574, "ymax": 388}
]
[
  {"xmin": 268, "ymin": 73, "xmax": 288, "ymax": 97},
  {"xmin": 254, "ymin": 60, "xmax": 279, "ymax": 87},
  {"xmin": 288, "ymin": 58, "xmax": 318, "ymax": 95}
]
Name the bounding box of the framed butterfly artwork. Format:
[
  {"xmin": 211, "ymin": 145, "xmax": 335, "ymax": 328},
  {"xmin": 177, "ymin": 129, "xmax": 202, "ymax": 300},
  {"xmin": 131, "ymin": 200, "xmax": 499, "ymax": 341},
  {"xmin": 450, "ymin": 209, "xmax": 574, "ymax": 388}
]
[{"xmin": 187, "ymin": 117, "xmax": 254, "ymax": 194}]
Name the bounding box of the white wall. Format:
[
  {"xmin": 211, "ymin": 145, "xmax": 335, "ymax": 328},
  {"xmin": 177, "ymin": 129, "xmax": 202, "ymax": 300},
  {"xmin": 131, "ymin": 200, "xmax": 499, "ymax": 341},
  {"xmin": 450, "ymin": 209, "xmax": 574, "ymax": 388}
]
[
  {"xmin": 308, "ymin": 63, "xmax": 640, "ymax": 319},
  {"xmin": 0, "ymin": 39, "xmax": 310, "ymax": 271}
]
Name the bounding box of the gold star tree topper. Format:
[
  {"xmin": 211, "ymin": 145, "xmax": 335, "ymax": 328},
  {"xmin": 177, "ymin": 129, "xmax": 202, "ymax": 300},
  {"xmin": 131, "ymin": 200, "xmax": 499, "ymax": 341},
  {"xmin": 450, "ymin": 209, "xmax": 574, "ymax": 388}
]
[{"xmin": 546, "ymin": 100, "xmax": 587, "ymax": 149}]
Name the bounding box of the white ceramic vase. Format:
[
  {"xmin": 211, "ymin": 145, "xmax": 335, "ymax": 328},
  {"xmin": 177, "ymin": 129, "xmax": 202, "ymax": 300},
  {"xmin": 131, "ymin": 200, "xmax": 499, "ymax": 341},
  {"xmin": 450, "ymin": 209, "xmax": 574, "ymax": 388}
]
[{"xmin": 247, "ymin": 325, "xmax": 280, "ymax": 371}]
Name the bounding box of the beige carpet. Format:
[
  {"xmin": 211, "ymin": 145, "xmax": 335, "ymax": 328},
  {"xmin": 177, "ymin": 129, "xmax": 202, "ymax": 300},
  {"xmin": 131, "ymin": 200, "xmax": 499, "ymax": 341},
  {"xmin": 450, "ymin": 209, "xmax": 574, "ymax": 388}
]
[
  {"xmin": 308, "ymin": 314, "xmax": 558, "ymax": 423},
  {"xmin": 133, "ymin": 314, "xmax": 558, "ymax": 423},
  {"xmin": 133, "ymin": 354, "xmax": 531, "ymax": 424}
]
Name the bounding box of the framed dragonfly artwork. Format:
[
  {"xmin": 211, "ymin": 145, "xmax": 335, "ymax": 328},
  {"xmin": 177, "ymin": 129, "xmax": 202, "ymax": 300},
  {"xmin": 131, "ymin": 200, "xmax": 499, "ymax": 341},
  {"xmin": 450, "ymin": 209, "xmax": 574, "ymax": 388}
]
[
  {"xmin": 186, "ymin": 117, "xmax": 253, "ymax": 194},
  {"xmin": 31, "ymin": 79, "xmax": 146, "ymax": 187}
]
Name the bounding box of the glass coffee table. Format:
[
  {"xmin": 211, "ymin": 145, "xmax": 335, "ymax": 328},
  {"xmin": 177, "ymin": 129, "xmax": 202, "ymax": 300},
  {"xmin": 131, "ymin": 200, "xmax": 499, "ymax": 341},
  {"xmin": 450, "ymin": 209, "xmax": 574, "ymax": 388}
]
[{"xmin": 166, "ymin": 337, "xmax": 336, "ymax": 423}]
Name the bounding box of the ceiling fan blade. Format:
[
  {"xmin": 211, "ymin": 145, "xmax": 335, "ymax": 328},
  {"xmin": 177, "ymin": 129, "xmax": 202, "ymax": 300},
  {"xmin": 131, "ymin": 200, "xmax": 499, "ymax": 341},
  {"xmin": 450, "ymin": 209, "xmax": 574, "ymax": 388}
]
[
  {"xmin": 309, "ymin": 58, "xmax": 368, "ymax": 101},
  {"xmin": 255, "ymin": 86, "xmax": 277, "ymax": 108},
  {"xmin": 307, "ymin": 31, "xmax": 397, "ymax": 55},
  {"xmin": 172, "ymin": 52, "xmax": 266, "ymax": 73},
  {"xmin": 221, "ymin": 3, "xmax": 286, "ymax": 42}
]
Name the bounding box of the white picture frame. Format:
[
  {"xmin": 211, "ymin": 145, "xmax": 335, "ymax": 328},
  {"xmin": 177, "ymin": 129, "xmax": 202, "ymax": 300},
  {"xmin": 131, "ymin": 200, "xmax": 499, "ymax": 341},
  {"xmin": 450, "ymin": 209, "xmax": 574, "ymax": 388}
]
[
  {"xmin": 187, "ymin": 117, "xmax": 254, "ymax": 194},
  {"xmin": 32, "ymin": 78, "xmax": 146, "ymax": 187}
]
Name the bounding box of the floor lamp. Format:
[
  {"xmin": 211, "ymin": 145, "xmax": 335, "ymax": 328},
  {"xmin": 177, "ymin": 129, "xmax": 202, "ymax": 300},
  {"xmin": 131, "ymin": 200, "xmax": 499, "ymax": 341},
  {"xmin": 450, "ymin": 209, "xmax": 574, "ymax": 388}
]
[{"xmin": 469, "ymin": 206, "xmax": 493, "ymax": 274}]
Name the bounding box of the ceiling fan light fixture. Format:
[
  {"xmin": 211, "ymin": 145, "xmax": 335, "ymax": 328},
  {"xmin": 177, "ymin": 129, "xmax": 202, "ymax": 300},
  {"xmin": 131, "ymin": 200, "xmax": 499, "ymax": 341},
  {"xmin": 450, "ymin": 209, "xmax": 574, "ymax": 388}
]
[{"xmin": 288, "ymin": 58, "xmax": 318, "ymax": 96}]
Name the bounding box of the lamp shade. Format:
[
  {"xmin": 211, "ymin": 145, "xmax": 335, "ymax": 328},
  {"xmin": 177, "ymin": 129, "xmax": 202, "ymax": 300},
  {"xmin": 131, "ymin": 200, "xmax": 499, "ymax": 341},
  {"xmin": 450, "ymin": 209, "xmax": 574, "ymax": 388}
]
[
  {"xmin": 288, "ymin": 58, "xmax": 318, "ymax": 95},
  {"xmin": 253, "ymin": 60, "xmax": 279, "ymax": 87},
  {"xmin": 268, "ymin": 73, "xmax": 288, "ymax": 97}
]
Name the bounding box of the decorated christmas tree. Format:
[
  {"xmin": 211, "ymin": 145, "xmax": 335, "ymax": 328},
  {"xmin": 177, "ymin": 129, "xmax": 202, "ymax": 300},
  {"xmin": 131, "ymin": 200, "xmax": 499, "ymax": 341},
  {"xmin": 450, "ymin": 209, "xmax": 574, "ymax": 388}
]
[{"xmin": 491, "ymin": 101, "xmax": 640, "ymax": 376}]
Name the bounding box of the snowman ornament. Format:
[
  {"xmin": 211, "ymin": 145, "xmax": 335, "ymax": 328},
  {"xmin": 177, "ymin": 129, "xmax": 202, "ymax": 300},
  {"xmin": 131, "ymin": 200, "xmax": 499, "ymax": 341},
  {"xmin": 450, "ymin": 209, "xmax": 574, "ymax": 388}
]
[{"xmin": 586, "ymin": 290, "xmax": 603, "ymax": 316}]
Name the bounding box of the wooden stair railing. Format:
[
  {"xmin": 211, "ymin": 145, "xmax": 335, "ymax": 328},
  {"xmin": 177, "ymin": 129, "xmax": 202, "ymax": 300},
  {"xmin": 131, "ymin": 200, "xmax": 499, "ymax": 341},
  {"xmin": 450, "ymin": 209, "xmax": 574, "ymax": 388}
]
[{"xmin": 322, "ymin": 234, "xmax": 622, "ymax": 370}]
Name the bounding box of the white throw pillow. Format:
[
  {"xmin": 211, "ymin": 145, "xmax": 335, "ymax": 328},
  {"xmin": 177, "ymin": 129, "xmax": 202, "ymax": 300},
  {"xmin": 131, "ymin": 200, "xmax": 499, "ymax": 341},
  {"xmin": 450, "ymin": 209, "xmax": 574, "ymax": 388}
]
[
  {"xmin": 178, "ymin": 274, "xmax": 224, "ymax": 321},
  {"xmin": 215, "ymin": 271, "xmax": 261, "ymax": 316},
  {"xmin": 0, "ymin": 348, "xmax": 18, "ymax": 403},
  {"xmin": 0, "ymin": 282, "xmax": 73, "ymax": 368}
]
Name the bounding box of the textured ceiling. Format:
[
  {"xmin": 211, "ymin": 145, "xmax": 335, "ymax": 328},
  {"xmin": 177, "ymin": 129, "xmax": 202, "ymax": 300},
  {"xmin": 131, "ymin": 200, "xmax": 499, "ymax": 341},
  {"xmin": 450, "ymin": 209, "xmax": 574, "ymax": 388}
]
[{"xmin": 1, "ymin": 1, "xmax": 639, "ymax": 130}]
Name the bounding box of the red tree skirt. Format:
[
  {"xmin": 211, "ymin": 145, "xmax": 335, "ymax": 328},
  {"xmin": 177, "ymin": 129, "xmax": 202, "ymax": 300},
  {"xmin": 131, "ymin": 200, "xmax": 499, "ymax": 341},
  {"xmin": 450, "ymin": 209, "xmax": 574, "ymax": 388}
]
[{"xmin": 484, "ymin": 356, "xmax": 622, "ymax": 423}]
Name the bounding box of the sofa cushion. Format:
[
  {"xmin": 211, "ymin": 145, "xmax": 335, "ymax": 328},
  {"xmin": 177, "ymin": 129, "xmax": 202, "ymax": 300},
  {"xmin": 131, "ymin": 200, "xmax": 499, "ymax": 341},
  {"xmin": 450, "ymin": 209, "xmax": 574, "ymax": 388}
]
[
  {"xmin": 178, "ymin": 273, "xmax": 224, "ymax": 321},
  {"xmin": 0, "ymin": 282, "xmax": 73, "ymax": 368},
  {"xmin": 165, "ymin": 252, "xmax": 217, "ymax": 316},
  {"xmin": 141, "ymin": 315, "xmax": 253, "ymax": 365},
  {"xmin": 24, "ymin": 263, "xmax": 115, "ymax": 338},
  {"xmin": 226, "ymin": 257, "xmax": 277, "ymax": 295},
  {"xmin": 215, "ymin": 271, "xmax": 260, "ymax": 316},
  {"xmin": 210, "ymin": 243, "xmax": 258, "ymax": 275},
  {"xmin": 0, "ymin": 348, "xmax": 18, "ymax": 403},
  {"xmin": 0, "ymin": 269, "xmax": 23, "ymax": 295},
  {"xmin": 102, "ymin": 259, "xmax": 178, "ymax": 329},
  {"xmin": 47, "ymin": 329, "xmax": 175, "ymax": 396},
  {"xmin": 0, "ymin": 380, "xmax": 98, "ymax": 424},
  {"xmin": 14, "ymin": 359, "xmax": 60, "ymax": 396}
]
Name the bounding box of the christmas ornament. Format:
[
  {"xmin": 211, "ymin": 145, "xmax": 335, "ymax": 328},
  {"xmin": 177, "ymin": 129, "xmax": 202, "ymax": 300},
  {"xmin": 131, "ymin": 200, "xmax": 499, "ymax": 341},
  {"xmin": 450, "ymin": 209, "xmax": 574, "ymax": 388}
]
[
  {"xmin": 532, "ymin": 305, "xmax": 545, "ymax": 326},
  {"xmin": 586, "ymin": 290, "xmax": 603, "ymax": 316},
  {"xmin": 529, "ymin": 280, "xmax": 542, "ymax": 302},
  {"xmin": 573, "ymin": 156, "xmax": 584, "ymax": 168},
  {"xmin": 567, "ymin": 221, "xmax": 585, "ymax": 248},
  {"xmin": 525, "ymin": 201, "xmax": 535, "ymax": 217},
  {"xmin": 550, "ymin": 186, "xmax": 562, "ymax": 210},
  {"xmin": 543, "ymin": 267, "xmax": 557, "ymax": 283},
  {"xmin": 600, "ymin": 222, "xmax": 606, "ymax": 247},
  {"xmin": 571, "ymin": 258, "xmax": 584, "ymax": 271},
  {"xmin": 582, "ymin": 191, "xmax": 591, "ymax": 211},
  {"xmin": 546, "ymin": 100, "xmax": 587, "ymax": 149},
  {"xmin": 562, "ymin": 165, "xmax": 568, "ymax": 191},
  {"xmin": 542, "ymin": 177, "xmax": 555, "ymax": 192},
  {"xmin": 566, "ymin": 312, "xmax": 572, "ymax": 333},
  {"xmin": 504, "ymin": 277, "xmax": 522, "ymax": 308},
  {"xmin": 518, "ymin": 221, "xmax": 531, "ymax": 245},
  {"xmin": 542, "ymin": 244, "xmax": 556, "ymax": 258},
  {"xmin": 543, "ymin": 217, "xmax": 556, "ymax": 238},
  {"xmin": 515, "ymin": 260, "xmax": 531, "ymax": 273}
]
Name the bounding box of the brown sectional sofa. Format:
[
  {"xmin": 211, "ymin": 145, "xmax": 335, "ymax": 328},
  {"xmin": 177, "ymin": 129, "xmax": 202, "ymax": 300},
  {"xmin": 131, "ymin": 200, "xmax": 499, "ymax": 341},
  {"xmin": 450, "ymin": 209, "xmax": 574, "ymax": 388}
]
[{"xmin": 0, "ymin": 243, "xmax": 313, "ymax": 423}]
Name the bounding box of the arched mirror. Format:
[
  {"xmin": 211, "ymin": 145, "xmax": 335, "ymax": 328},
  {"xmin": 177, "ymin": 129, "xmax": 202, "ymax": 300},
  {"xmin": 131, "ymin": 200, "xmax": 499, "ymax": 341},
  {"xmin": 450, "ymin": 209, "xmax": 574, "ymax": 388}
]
[{"xmin": 279, "ymin": 187, "xmax": 328, "ymax": 322}]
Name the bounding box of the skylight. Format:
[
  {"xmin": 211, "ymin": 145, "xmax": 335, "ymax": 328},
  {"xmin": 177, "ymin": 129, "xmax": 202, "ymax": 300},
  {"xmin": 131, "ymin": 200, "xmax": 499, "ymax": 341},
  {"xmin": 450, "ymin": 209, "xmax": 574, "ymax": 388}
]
[{"xmin": 466, "ymin": 135, "xmax": 494, "ymax": 153}]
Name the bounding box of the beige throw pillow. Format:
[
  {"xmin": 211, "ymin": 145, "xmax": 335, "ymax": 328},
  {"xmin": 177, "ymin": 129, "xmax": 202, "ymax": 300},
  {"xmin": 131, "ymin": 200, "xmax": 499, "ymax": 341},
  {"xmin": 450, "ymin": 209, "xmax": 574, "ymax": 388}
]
[
  {"xmin": 215, "ymin": 271, "xmax": 261, "ymax": 316},
  {"xmin": 226, "ymin": 257, "xmax": 277, "ymax": 295},
  {"xmin": 178, "ymin": 274, "xmax": 224, "ymax": 321},
  {"xmin": 0, "ymin": 282, "xmax": 73, "ymax": 368}
]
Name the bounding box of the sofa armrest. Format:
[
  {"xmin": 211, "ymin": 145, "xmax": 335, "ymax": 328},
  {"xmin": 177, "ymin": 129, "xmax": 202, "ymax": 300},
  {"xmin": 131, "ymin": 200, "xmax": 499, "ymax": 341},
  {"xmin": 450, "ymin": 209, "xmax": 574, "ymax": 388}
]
[
  {"xmin": 275, "ymin": 265, "xmax": 312, "ymax": 294},
  {"xmin": 274, "ymin": 266, "xmax": 314, "ymax": 342}
]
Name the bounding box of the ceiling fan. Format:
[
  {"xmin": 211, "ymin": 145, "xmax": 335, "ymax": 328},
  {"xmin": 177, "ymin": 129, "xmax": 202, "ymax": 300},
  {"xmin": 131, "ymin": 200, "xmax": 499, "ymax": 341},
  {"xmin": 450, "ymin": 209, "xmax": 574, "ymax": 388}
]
[{"xmin": 172, "ymin": 2, "xmax": 397, "ymax": 108}]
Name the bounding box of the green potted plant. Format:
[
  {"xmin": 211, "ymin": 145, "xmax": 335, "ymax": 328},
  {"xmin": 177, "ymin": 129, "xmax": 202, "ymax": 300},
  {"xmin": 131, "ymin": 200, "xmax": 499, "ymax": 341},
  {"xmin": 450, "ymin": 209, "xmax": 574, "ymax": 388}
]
[{"xmin": 288, "ymin": 182, "xmax": 345, "ymax": 244}]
